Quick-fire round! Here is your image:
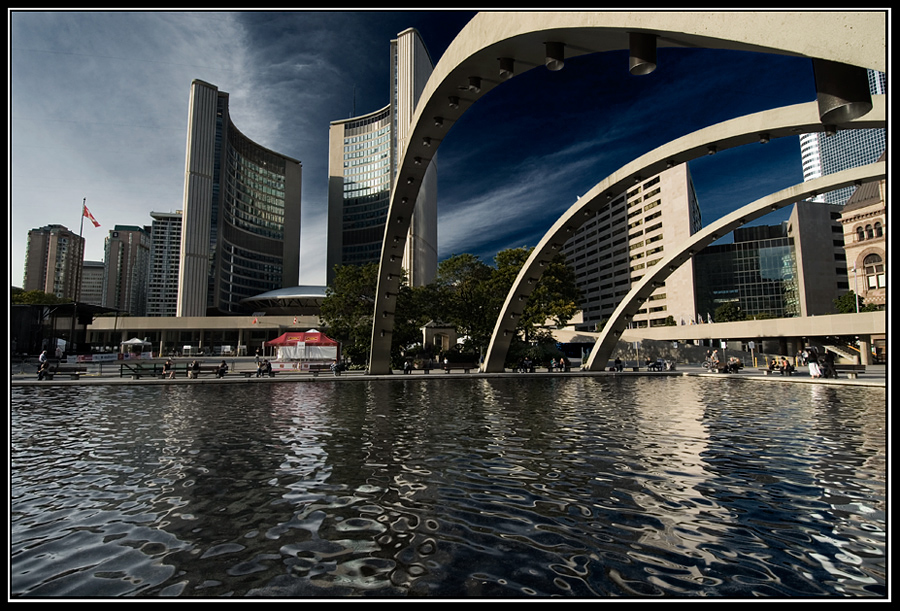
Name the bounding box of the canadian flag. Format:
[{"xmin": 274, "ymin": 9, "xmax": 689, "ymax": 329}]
[{"xmin": 83, "ymin": 203, "xmax": 100, "ymax": 228}]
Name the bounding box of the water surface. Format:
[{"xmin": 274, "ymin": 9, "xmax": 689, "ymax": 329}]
[{"xmin": 10, "ymin": 377, "xmax": 886, "ymax": 598}]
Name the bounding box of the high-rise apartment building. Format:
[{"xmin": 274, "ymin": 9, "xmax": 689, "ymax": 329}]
[
  {"xmin": 326, "ymin": 28, "xmax": 438, "ymax": 287},
  {"xmin": 563, "ymin": 164, "xmax": 702, "ymax": 331},
  {"xmin": 178, "ymin": 79, "xmax": 302, "ymax": 316},
  {"xmin": 79, "ymin": 260, "xmax": 105, "ymax": 306},
  {"xmin": 148, "ymin": 210, "xmax": 183, "ymax": 317},
  {"xmin": 103, "ymin": 225, "xmax": 151, "ymax": 316},
  {"xmin": 23, "ymin": 224, "xmax": 85, "ymax": 301},
  {"xmin": 799, "ymin": 69, "xmax": 886, "ymax": 206}
]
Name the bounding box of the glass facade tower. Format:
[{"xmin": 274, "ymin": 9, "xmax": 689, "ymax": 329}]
[
  {"xmin": 178, "ymin": 80, "xmax": 302, "ymax": 316},
  {"xmin": 326, "ymin": 28, "xmax": 437, "ymax": 288},
  {"xmin": 799, "ymin": 69, "xmax": 886, "ymax": 205}
]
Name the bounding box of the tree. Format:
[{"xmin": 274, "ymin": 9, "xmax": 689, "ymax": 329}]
[
  {"xmin": 833, "ymin": 290, "xmax": 879, "ymax": 313},
  {"xmin": 714, "ymin": 302, "xmax": 745, "ymax": 322},
  {"xmin": 432, "ymin": 253, "xmax": 495, "ymax": 355},
  {"xmin": 11, "ymin": 288, "xmax": 68, "ymax": 305},
  {"xmin": 320, "ymin": 264, "xmax": 432, "ymax": 368},
  {"xmin": 319, "ymin": 263, "xmax": 379, "ymax": 367}
]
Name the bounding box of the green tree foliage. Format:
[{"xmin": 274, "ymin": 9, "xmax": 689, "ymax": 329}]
[
  {"xmin": 319, "ymin": 263, "xmax": 379, "ymax": 367},
  {"xmin": 714, "ymin": 302, "xmax": 745, "ymax": 322},
  {"xmin": 11, "ymin": 288, "xmax": 68, "ymax": 305},
  {"xmin": 321, "ymin": 247, "xmax": 583, "ymax": 369},
  {"xmin": 833, "ymin": 290, "xmax": 880, "ymax": 313}
]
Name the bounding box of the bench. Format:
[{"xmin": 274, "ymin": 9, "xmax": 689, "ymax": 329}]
[
  {"xmin": 188, "ymin": 365, "xmax": 230, "ymax": 378},
  {"xmin": 442, "ymin": 363, "xmax": 478, "ymax": 373},
  {"xmin": 759, "ymin": 367, "xmax": 795, "ymax": 376},
  {"xmin": 834, "ymin": 364, "xmax": 866, "ymax": 379},
  {"xmin": 120, "ymin": 363, "xmax": 163, "ymax": 379},
  {"xmin": 45, "ymin": 365, "xmax": 88, "ymax": 380}
]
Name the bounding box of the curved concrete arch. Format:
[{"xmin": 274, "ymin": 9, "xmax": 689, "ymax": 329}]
[
  {"xmin": 582, "ymin": 161, "xmax": 885, "ymax": 371},
  {"xmin": 480, "ymin": 97, "xmax": 885, "ymax": 372},
  {"xmin": 367, "ymin": 11, "xmax": 885, "ymax": 374}
]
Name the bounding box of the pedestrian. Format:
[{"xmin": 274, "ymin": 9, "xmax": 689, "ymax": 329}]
[
  {"xmin": 806, "ymin": 348, "xmax": 821, "ymax": 378},
  {"xmin": 821, "ymin": 351, "xmax": 837, "ymax": 379},
  {"xmin": 37, "ymin": 359, "xmax": 50, "ymax": 381}
]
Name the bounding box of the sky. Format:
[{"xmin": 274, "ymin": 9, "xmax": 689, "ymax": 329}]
[{"xmin": 10, "ymin": 9, "xmax": 821, "ymax": 290}]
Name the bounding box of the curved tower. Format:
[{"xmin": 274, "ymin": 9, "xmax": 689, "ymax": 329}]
[
  {"xmin": 178, "ymin": 80, "xmax": 302, "ymax": 316},
  {"xmin": 326, "ymin": 28, "xmax": 437, "ymax": 288}
]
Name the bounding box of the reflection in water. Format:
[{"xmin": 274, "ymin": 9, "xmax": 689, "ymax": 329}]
[{"xmin": 10, "ymin": 378, "xmax": 885, "ymax": 598}]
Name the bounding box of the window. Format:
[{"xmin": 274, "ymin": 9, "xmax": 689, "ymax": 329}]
[{"xmin": 864, "ymin": 254, "xmax": 885, "ymax": 289}]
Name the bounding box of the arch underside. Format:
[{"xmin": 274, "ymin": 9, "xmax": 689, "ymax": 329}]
[
  {"xmin": 367, "ymin": 11, "xmax": 886, "ymax": 374},
  {"xmin": 481, "ymin": 98, "xmax": 885, "ymax": 372}
]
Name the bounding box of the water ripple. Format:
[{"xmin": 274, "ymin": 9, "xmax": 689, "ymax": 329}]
[{"xmin": 10, "ymin": 378, "xmax": 886, "ymax": 598}]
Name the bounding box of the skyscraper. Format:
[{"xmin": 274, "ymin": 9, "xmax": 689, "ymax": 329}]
[
  {"xmin": 23, "ymin": 224, "xmax": 85, "ymax": 301},
  {"xmin": 148, "ymin": 210, "xmax": 183, "ymax": 317},
  {"xmin": 178, "ymin": 80, "xmax": 302, "ymax": 317},
  {"xmin": 103, "ymin": 225, "xmax": 151, "ymax": 316},
  {"xmin": 326, "ymin": 28, "xmax": 438, "ymax": 287},
  {"xmin": 799, "ymin": 69, "xmax": 886, "ymax": 205}
]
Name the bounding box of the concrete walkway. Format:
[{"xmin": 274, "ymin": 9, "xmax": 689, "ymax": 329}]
[{"xmin": 10, "ymin": 361, "xmax": 886, "ymax": 389}]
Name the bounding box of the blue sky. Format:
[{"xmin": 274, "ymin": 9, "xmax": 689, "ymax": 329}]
[{"xmin": 10, "ymin": 10, "xmax": 816, "ymax": 289}]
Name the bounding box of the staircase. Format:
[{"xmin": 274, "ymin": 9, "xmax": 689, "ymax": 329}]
[{"xmin": 824, "ymin": 344, "xmax": 859, "ymax": 363}]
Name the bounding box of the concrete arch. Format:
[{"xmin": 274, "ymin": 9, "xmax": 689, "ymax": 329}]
[
  {"xmin": 480, "ymin": 97, "xmax": 885, "ymax": 372},
  {"xmin": 367, "ymin": 11, "xmax": 885, "ymax": 374},
  {"xmin": 583, "ymin": 161, "xmax": 885, "ymax": 371}
]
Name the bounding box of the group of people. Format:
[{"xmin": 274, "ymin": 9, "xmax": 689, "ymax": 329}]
[
  {"xmin": 256, "ymin": 359, "xmax": 273, "ymax": 377},
  {"xmin": 765, "ymin": 347, "xmax": 838, "ymax": 378},
  {"xmin": 800, "ymin": 347, "xmax": 838, "ymax": 379},
  {"xmin": 767, "ymin": 357, "xmax": 797, "ymax": 376},
  {"xmin": 707, "ymin": 350, "xmax": 743, "ymax": 373}
]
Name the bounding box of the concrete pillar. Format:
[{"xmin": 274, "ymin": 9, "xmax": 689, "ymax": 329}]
[{"xmin": 858, "ymin": 336, "xmax": 870, "ymax": 365}]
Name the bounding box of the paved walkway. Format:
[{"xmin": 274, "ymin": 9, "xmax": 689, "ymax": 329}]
[{"xmin": 10, "ymin": 361, "xmax": 886, "ymax": 388}]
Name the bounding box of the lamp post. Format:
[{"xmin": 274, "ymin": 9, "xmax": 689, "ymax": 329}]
[{"xmin": 850, "ymin": 266, "xmax": 860, "ymax": 313}]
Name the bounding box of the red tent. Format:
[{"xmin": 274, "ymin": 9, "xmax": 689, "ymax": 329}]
[{"xmin": 264, "ymin": 331, "xmax": 338, "ymax": 347}]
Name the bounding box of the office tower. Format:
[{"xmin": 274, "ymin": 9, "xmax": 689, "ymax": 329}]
[
  {"xmin": 103, "ymin": 225, "xmax": 151, "ymax": 316},
  {"xmin": 178, "ymin": 79, "xmax": 302, "ymax": 317},
  {"xmin": 692, "ymin": 200, "xmax": 849, "ymax": 319},
  {"xmin": 147, "ymin": 210, "xmax": 183, "ymax": 317},
  {"xmin": 563, "ymin": 164, "xmax": 702, "ymax": 331},
  {"xmin": 693, "ymin": 224, "xmax": 800, "ymax": 320},
  {"xmin": 23, "ymin": 224, "xmax": 85, "ymax": 301},
  {"xmin": 327, "ymin": 28, "xmax": 438, "ymax": 287},
  {"xmin": 799, "ymin": 69, "xmax": 886, "ymax": 205},
  {"xmin": 79, "ymin": 260, "xmax": 105, "ymax": 306}
]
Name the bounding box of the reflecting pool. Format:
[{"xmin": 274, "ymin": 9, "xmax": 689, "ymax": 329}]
[{"xmin": 10, "ymin": 377, "xmax": 886, "ymax": 598}]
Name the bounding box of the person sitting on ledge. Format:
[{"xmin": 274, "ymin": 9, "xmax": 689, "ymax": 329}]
[{"xmin": 215, "ymin": 360, "xmax": 228, "ymax": 378}]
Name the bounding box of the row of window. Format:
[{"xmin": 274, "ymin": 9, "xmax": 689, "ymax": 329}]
[{"xmin": 855, "ymin": 222, "xmax": 884, "ymax": 242}]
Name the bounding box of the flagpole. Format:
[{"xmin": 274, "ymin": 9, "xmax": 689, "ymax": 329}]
[{"xmin": 80, "ymin": 197, "xmax": 85, "ymax": 237}]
